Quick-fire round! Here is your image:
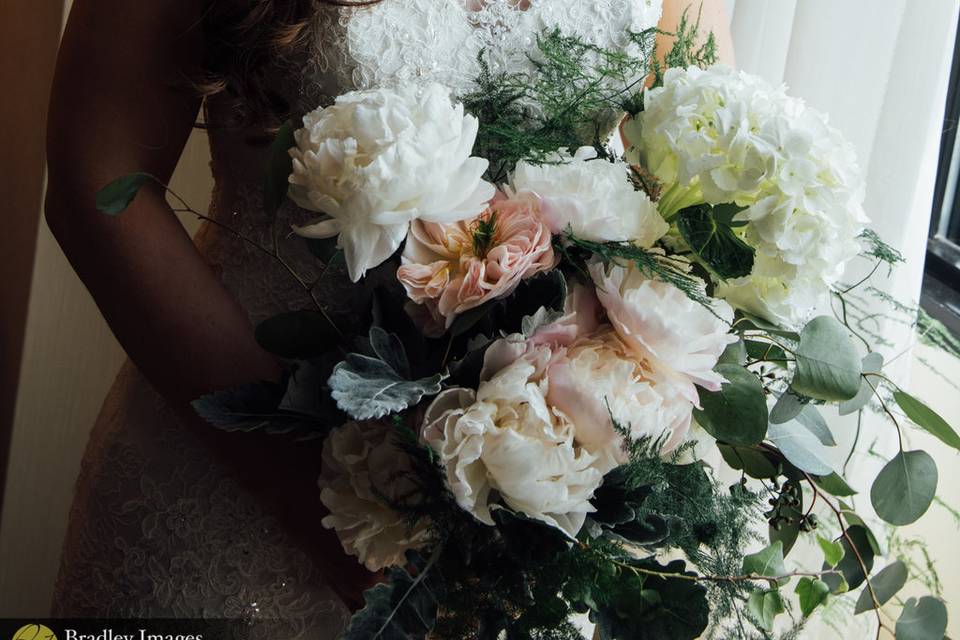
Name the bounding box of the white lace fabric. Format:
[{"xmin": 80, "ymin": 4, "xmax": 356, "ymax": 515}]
[{"xmin": 52, "ymin": 1, "xmax": 661, "ymax": 637}]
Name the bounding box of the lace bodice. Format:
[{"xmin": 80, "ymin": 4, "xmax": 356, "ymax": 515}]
[
  {"xmin": 54, "ymin": 2, "xmax": 663, "ymax": 637},
  {"xmin": 311, "ymin": 0, "xmax": 661, "ymax": 102}
]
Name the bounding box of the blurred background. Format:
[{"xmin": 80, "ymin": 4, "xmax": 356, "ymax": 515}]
[{"xmin": 1, "ymin": 0, "xmax": 959, "ymax": 636}]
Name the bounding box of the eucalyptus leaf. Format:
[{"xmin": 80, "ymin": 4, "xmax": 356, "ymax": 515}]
[
  {"xmin": 718, "ymin": 339, "xmax": 747, "ymax": 366},
  {"xmin": 770, "ymin": 390, "xmax": 807, "ymax": 424},
  {"xmin": 870, "ymin": 450, "xmax": 937, "ymax": 526},
  {"xmin": 792, "ymin": 316, "xmax": 862, "ymax": 401},
  {"xmin": 854, "ymin": 560, "xmax": 908, "ymax": 614},
  {"xmin": 747, "ymin": 589, "xmax": 784, "ymax": 632},
  {"xmin": 766, "ymin": 421, "xmax": 836, "ymax": 476},
  {"xmin": 795, "ymin": 577, "xmax": 830, "ymax": 617},
  {"xmin": 839, "ymin": 352, "xmax": 884, "ymax": 415},
  {"xmin": 894, "ymin": 390, "xmax": 960, "ymax": 451},
  {"xmin": 263, "ymin": 121, "xmax": 296, "ymax": 219},
  {"xmin": 693, "ymin": 364, "xmax": 768, "ymax": 446},
  {"xmin": 823, "ymin": 525, "xmax": 874, "ymax": 591},
  {"xmin": 718, "ymin": 444, "xmax": 779, "ymax": 479},
  {"xmin": 895, "ymin": 596, "xmax": 948, "ymax": 640},
  {"xmin": 676, "ymin": 203, "xmax": 756, "ymax": 279},
  {"xmin": 795, "ymin": 405, "xmax": 835, "ymax": 446},
  {"xmin": 735, "ymin": 312, "xmax": 801, "ymax": 341},
  {"xmin": 814, "ymin": 473, "xmax": 857, "ymax": 497},
  {"xmin": 96, "ymin": 172, "xmax": 153, "ymax": 215}
]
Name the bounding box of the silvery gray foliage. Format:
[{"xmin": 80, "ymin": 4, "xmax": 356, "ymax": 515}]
[{"xmin": 329, "ymin": 327, "xmax": 447, "ymax": 421}]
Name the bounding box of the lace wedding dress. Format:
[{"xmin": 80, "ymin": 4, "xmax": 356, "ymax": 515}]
[{"xmin": 52, "ymin": 1, "xmax": 662, "ymax": 637}]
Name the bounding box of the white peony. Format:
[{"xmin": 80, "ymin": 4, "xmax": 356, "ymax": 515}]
[
  {"xmin": 625, "ymin": 65, "xmax": 867, "ymax": 327},
  {"xmin": 318, "ymin": 420, "xmax": 431, "ymax": 571},
  {"xmin": 289, "ymin": 82, "xmax": 496, "ymax": 282},
  {"xmin": 511, "ymin": 146, "xmax": 668, "ymax": 246},
  {"xmin": 421, "ymin": 359, "xmax": 603, "ymax": 538},
  {"xmin": 590, "ymin": 259, "xmax": 737, "ymax": 406}
]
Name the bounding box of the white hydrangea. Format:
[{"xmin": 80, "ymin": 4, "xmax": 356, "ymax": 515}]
[
  {"xmin": 625, "ymin": 65, "xmax": 868, "ymax": 327},
  {"xmin": 318, "ymin": 420, "xmax": 431, "ymax": 571},
  {"xmin": 511, "ymin": 146, "xmax": 668, "ymax": 247},
  {"xmin": 289, "ymin": 82, "xmax": 496, "ymax": 282}
]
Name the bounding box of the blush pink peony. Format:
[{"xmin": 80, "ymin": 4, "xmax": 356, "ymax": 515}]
[{"xmin": 397, "ymin": 193, "xmax": 558, "ymax": 332}]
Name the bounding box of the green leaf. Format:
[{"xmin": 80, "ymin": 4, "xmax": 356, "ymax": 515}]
[
  {"xmin": 718, "ymin": 339, "xmax": 748, "ymax": 366},
  {"xmin": 766, "ymin": 420, "xmax": 835, "ymax": 476},
  {"xmin": 854, "ymin": 560, "xmax": 908, "ymax": 614},
  {"xmin": 792, "ymin": 316, "xmax": 862, "ymax": 401},
  {"xmin": 745, "ymin": 339, "xmax": 788, "ymax": 366},
  {"xmin": 718, "ymin": 443, "xmax": 779, "ymax": 479},
  {"xmin": 255, "ymin": 311, "xmax": 341, "ymax": 359},
  {"xmin": 329, "ymin": 327, "xmax": 447, "ymax": 420},
  {"xmin": 795, "ymin": 405, "xmax": 835, "ymax": 446},
  {"xmin": 894, "ymin": 390, "xmax": 960, "ymax": 451},
  {"xmin": 305, "ymin": 236, "xmax": 342, "ymax": 264},
  {"xmin": 823, "ymin": 525, "xmax": 875, "ymax": 591},
  {"xmin": 747, "ymin": 589, "xmax": 785, "ymax": 632},
  {"xmin": 693, "ymin": 364, "xmax": 768, "ymax": 446},
  {"xmin": 769, "ymin": 390, "xmax": 807, "ymax": 424},
  {"xmin": 795, "ymin": 577, "xmax": 830, "ymax": 617},
  {"xmin": 735, "ymin": 312, "xmax": 801, "ymax": 341},
  {"xmin": 870, "ymin": 450, "xmax": 938, "ymax": 526},
  {"xmin": 742, "ymin": 541, "xmax": 786, "ymax": 580},
  {"xmin": 895, "ymin": 597, "xmax": 948, "ymax": 640},
  {"xmin": 814, "ymin": 473, "xmax": 857, "ymax": 497},
  {"xmin": 263, "ymin": 121, "xmax": 296, "ymax": 219},
  {"xmin": 676, "ymin": 203, "xmax": 756, "ymax": 279},
  {"xmin": 839, "ymin": 353, "xmax": 884, "ymax": 415},
  {"xmin": 95, "ymin": 172, "xmax": 152, "ymax": 215},
  {"xmin": 817, "ymin": 535, "xmax": 845, "ymax": 568}
]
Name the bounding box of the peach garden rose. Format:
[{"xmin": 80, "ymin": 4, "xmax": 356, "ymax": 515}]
[{"xmin": 397, "ymin": 193, "xmax": 558, "ymax": 332}]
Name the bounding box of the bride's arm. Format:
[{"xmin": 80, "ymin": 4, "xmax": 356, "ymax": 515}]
[
  {"xmin": 45, "ymin": 0, "xmax": 374, "ymax": 608},
  {"xmin": 659, "ymin": 0, "xmax": 736, "ymax": 66},
  {"xmin": 45, "ymin": 0, "xmax": 281, "ymax": 405}
]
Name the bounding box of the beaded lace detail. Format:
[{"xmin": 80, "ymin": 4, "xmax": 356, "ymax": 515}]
[{"xmin": 52, "ymin": 1, "xmax": 662, "ymax": 636}]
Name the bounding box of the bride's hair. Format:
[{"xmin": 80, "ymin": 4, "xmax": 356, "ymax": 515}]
[{"xmin": 199, "ymin": 0, "xmax": 381, "ymax": 128}]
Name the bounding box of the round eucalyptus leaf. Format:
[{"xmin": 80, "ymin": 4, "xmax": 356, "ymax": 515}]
[
  {"xmin": 870, "ymin": 450, "xmax": 937, "ymax": 526},
  {"xmin": 854, "ymin": 560, "xmax": 908, "ymax": 614},
  {"xmin": 693, "ymin": 364, "xmax": 768, "ymax": 446},
  {"xmin": 895, "ymin": 596, "xmax": 948, "ymax": 640},
  {"xmin": 792, "ymin": 316, "xmax": 861, "ymax": 401}
]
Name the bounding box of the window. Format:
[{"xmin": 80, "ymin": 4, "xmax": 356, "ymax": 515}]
[{"xmin": 924, "ymin": 24, "xmax": 960, "ymax": 336}]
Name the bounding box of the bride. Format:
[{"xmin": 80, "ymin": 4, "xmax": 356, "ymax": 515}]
[{"xmin": 46, "ymin": 0, "xmax": 733, "ymax": 636}]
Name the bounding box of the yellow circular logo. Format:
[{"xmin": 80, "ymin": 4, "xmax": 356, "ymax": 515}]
[{"xmin": 11, "ymin": 625, "xmax": 57, "ymax": 640}]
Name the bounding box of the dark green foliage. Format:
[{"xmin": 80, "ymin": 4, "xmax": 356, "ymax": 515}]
[
  {"xmin": 461, "ymin": 28, "xmax": 658, "ymax": 182},
  {"xmin": 858, "ymin": 228, "xmax": 904, "ymax": 267},
  {"xmin": 263, "ymin": 121, "xmax": 295, "ymax": 219},
  {"xmin": 649, "ymin": 7, "xmax": 719, "ymax": 89},
  {"xmin": 676, "ymin": 204, "xmax": 756, "ymax": 279},
  {"xmin": 593, "ymin": 558, "xmax": 710, "ymax": 640},
  {"xmin": 448, "ymin": 269, "xmax": 568, "ymax": 338},
  {"xmin": 255, "ymin": 310, "xmax": 342, "ymax": 359}
]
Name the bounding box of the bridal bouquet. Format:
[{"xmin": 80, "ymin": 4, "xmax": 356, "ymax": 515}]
[{"xmin": 98, "ymin": 20, "xmax": 955, "ymax": 640}]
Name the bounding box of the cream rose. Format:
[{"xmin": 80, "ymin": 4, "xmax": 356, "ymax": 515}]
[
  {"xmin": 318, "ymin": 420, "xmax": 431, "ymax": 571},
  {"xmin": 421, "ymin": 360, "xmax": 603, "ymax": 538}
]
